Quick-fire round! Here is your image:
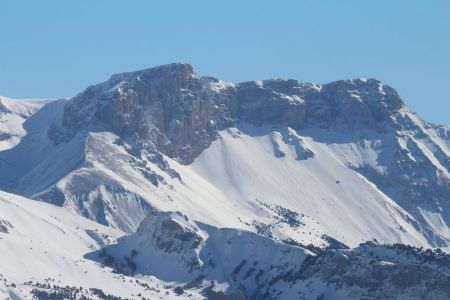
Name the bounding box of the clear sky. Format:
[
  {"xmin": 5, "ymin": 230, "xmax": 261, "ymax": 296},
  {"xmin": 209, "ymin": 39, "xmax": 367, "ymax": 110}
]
[{"xmin": 1, "ymin": 1, "xmax": 449, "ymax": 124}]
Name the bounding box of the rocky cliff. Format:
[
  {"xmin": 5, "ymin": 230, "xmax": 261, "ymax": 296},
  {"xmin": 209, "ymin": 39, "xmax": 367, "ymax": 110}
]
[{"xmin": 49, "ymin": 63, "xmax": 406, "ymax": 164}]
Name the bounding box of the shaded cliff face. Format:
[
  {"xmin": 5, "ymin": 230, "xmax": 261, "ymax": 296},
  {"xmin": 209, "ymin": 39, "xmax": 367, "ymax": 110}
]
[
  {"xmin": 49, "ymin": 63, "xmax": 404, "ymax": 164},
  {"xmin": 49, "ymin": 63, "xmax": 238, "ymax": 164},
  {"xmin": 306, "ymin": 78, "xmax": 403, "ymax": 129}
]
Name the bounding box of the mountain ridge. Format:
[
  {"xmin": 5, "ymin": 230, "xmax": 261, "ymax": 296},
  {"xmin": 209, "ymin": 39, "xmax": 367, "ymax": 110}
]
[{"xmin": 48, "ymin": 62, "xmax": 410, "ymax": 165}]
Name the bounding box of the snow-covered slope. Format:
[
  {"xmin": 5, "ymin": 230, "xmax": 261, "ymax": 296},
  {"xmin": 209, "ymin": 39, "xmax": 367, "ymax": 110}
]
[
  {"xmin": 188, "ymin": 125, "xmax": 444, "ymax": 248},
  {"xmin": 0, "ymin": 96, "xmax": 50, "ymax": 150},
  {"xmin": 1, "ymin": 124, "xmax": 440, "ymax": 249}
]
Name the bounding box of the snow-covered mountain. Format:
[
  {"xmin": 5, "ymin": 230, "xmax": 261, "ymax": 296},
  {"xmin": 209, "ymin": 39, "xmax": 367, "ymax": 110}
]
[{"xmin": 1, "ymin": 63, "xmax": 450, "ymax": 299}]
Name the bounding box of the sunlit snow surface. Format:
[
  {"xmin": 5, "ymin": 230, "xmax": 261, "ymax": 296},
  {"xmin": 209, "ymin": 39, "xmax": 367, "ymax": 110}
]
[{"xmin": 0, "ymin": 96, "xmax": 50, "ymax": 151}]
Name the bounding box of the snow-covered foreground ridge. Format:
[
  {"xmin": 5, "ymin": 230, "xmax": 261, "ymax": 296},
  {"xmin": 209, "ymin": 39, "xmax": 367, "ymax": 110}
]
[
  {"xmin": 1, "ymin": 191, "xmax": 450, "ymax": 299},
  {"xmin": 87, "ymin": 211, "xmax": 450, "ymax": 299},
  {"xmin": 0, "ymin": 191, "xmax": 206, "ymax": 299},
  {"xmin": 1, "ymin": 62, "xmax": 450, "ymax": 299}
]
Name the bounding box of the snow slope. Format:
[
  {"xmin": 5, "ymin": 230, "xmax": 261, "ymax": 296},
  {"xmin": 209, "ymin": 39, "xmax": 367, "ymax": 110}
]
[
  {"xmin": 2, "ymin": 122, "xmax": 443, "ymax": 249},
  {"xmin": 188, "ymin": 125, "xmax": 437, "ymax": 247},
  {"xmin": 0, "ymin": 96, "xmax": 50, "ymax": 151}
]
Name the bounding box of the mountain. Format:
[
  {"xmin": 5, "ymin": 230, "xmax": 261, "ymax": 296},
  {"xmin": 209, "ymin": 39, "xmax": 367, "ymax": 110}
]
[{"xmin": 0, "ymin": 62, "xmax": 450, "ymax": 299}]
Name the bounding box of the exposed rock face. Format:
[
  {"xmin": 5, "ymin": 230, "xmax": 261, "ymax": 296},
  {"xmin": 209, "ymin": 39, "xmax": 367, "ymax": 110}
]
[
  {"xmin": 0, "ymin": 100, "xmax": 16, "ymax": 143},
  {"xmin": 0, "ymin": 218, "xmax": 12, "ymax": 234},
  {"xmin": 298, "ymin": 242, "xmax": 450, "ymax": 299},
  {"xmin": 49, "ymin": 63, "xmax": 405, "ymax": 164},
  {"xmin": 237, "ymin": 79, "xmax": 306, "ymax": 128},
  {"xmin": 49, "ymin": 63, "xmax": 238, "ymax": 164},
  {"xmin": 137, "ymin": 211, "xmax": 203, "ymax": 256},
  {"xmin": 0, "ymin": 132, "xmax": 12, "ymax": 142},
  {"xmin": 306, "ymin": 79, "xmax": 403, "ymax": 130}
]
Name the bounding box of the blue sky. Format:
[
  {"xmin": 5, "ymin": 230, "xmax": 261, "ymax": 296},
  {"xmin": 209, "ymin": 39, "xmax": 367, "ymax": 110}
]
[{"xmin": 1, "ymin": 0, "xmax": 449, "ymax": 124}]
